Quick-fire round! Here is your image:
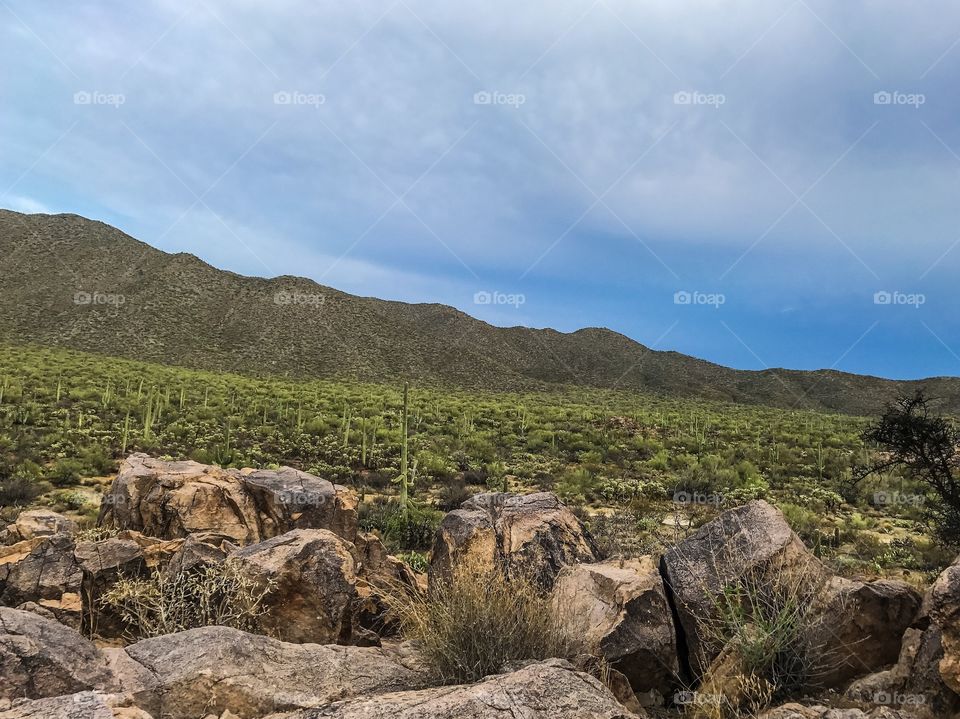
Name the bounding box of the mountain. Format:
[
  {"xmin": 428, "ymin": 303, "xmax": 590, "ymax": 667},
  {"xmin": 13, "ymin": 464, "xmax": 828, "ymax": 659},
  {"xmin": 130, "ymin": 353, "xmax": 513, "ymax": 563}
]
[{"xmin": 1, "ymin": 208, "xmax": 957, "ymax": 415}]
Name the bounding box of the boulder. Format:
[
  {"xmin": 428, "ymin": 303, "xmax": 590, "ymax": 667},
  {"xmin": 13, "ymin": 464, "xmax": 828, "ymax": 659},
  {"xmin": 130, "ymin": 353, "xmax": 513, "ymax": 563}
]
[
  {"xmin": 661, "ymin": 500, "xmax": 826, "ymax": 677},
  {"xmin": 108, "ymin": 625, "xmax": 424, "ymax": 719},
  {"xmin": 0, "ymin": 692, "xmax": 151, "ymax": 719},
  {"xmin": 429, "ymin": 492, "xmax": 598, "ymax": 590},
  {"xmin": 230, "ymin": 529, "xmax": 359, "ymax": 644},
  {"xmin": 553, "ymin": 557, "xmax": 678, "ymax": 694},
  {"xmin": 2, "ymin": 510, "xmax": 78, "ymax": 544},
  {"xmin": 0, "ymin": 534, "xmax": 82, "ymax": 628},
  {"xmin": 929, "ymin": 555, "xmax": 960, "ymax": 693},
  {"xmin": 0, "ymin": 608, "xmax": 114, "ymax": 700},
  {"xmin": 263, "ymin": 659, "xmax": 645, "ymax": 718},
  {"xmin": 98, "ymin": 454, "xmax": 358, "ymax": 546},
  {"xmin": 804, "ymin": 577, "xmax": 921, "ymax": 689},
  {"xmin": 847, "ymin": 624, "xmax": 960, "ymax": 719},
  {"xmin": 760, "ymin": 704, "xmax": 913, "ymax": 718}
]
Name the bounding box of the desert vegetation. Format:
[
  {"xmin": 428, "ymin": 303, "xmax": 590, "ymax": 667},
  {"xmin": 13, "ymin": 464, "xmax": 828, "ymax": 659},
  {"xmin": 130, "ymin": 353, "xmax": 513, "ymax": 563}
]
[{"xmin": 0, "ymin": 343, "xmax": 954, "ymax": 582}]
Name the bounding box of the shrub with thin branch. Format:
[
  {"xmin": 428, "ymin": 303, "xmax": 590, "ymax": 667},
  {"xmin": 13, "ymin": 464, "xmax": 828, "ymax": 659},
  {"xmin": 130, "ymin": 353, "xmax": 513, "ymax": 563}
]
[{"xmin": 98, "ymin": 560, "xmax": 276, "ymax": 640}]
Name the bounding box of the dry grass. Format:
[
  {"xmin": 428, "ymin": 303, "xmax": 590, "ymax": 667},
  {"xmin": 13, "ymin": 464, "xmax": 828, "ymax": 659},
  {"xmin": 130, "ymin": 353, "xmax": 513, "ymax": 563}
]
[
  {"xmin": 98, "ymin": 560, "xmax": 276, "ymax": 640},
  {"xmin": 387, "ymin": 556, "xmax": 577, "ymax": 684}
]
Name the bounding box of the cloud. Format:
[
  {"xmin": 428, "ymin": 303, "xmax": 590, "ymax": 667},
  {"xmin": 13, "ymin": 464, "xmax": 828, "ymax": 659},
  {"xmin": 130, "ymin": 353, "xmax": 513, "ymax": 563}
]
[{"xmin": 2, "ymin": 0, "xmax": 960, "ymax": 377}]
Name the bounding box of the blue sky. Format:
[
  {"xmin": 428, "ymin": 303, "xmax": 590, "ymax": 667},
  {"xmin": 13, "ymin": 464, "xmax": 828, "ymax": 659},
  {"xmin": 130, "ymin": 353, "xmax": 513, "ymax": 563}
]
[{"xmin": 2, "ymin": 0, "xmax": 959, "ymax": 380}]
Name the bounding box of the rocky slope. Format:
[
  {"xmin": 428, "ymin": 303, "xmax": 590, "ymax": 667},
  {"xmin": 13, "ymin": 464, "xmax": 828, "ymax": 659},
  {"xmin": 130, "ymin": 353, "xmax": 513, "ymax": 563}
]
[{"xmin": 2, "ymin": 455, "xmax": 959, "ymax": 717}]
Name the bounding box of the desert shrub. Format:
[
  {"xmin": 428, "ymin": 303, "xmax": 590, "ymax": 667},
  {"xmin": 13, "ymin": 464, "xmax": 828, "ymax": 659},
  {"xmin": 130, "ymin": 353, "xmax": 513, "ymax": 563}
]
[
  {"xmin": 388, "ymin": 556, "xmax": 575, "ymax": 683},
  {"xmin": 98, "ymin": 561, "xmax": 275, "ymax": 639},
  {"xmin": 358, "ymin": 497, "xmax": 442, "ymax": 551},
  {"xmin": 0, "ymin": 476, "xmax": 49, "ymax": 507},
  {"xmin": 683, "ymin": 552, "xmax": 827, "ymax": 717},
  {"xmin": 48, "ymin": 458, "xmax": 86, "ymax": 487},
  {"xmin": 436, "ymin": 478, "xmax": 471, "ymax": 511},
  {"xmin": 395, "ymin": 550, "xmax": 430, "ymax": 573},
  {"xmin": 778, "ymin": 503, "xmax": 819, "ymax": 542}
]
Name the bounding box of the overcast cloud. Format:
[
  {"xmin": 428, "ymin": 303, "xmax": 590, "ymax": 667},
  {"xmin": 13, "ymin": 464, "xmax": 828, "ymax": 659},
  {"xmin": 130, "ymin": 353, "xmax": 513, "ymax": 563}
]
[{"xmin": 2, "ymin": 0, "xmax": 959, "ymax": 379}]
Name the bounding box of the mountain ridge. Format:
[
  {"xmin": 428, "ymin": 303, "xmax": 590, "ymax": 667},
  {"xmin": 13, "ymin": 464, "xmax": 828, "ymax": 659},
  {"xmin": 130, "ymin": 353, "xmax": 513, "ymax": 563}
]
[{"xmin": 2, "ymin": 208, "xmax": 958, "ymax": 415}]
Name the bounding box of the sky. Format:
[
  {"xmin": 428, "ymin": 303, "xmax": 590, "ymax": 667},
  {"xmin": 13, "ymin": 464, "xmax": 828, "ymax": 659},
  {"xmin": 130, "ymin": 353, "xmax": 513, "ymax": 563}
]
[{"xmin": 2, "ymin": 0, "xmax": 959, "ymax": 381}]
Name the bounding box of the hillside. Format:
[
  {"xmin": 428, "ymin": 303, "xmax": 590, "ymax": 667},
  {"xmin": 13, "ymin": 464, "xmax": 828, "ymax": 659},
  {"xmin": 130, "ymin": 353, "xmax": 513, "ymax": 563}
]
[{"xmin": 1, "ymin": 208, "xmax": 958, "ymax": 415}]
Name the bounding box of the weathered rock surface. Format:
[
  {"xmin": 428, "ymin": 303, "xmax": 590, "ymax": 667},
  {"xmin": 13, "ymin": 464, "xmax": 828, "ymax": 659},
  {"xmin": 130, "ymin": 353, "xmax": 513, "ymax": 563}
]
[
  {"xmin": 661, "ymin": 500, "xmax": 920, "ymax": 688},
  {"xmin": 2, "ymin": 510, "xmax": 78, "ymax": 544},
  {"xmin": 98, "ymin": 454, "xmax": 358, "ymax": 545},
  {"xmin": 231, "ymin": 528, "xmax": 359, "ymax": 644},
  {"xmin": 0, "ymin": 534, "xmax": 82, "ymax": 628},
  {"xmin": 661, "ymin": 500, "xmax": 826, "ymax": 677},
  {"xmin": 0, "ymin": 691, "xmax": 152, "ymax": 719},
  {"xmin": 264, "ymin": 659, "xmax": 644, "ymax": 718},
  {"xmin": 929, "ymin": 555, "xmax": 960, "ymax": 693},
  {"xmin": 108, "ymin": 625, "xmax": 424, "ymax": 719},
  {"xmin": 805, "ymin": 577, "xmax": 921, "ymax": 689},
  {"xmin": 0, "ymin": 608, "xmax": 114, "ymax": 701},
  {"xmin": 847, "ymin": 624, "xmax": 960, "ymax": 719},
  {"xmin": 553, "ymin": 557, "xmax": 678, "ymax": 694},
  {"xmin": 430, "ymin": 492, "xmax": 598, "ymax": 589},
  {"xmin": 760, "ymin": 704, "xmax": 914, "ymax": 718}
]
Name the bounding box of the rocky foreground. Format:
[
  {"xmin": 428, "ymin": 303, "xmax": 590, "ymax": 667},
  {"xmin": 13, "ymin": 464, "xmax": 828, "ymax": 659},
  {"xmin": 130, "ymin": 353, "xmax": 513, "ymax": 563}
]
[{"xmin": 1, "ymin": 454, "xmax": 959, "ymax": 718}]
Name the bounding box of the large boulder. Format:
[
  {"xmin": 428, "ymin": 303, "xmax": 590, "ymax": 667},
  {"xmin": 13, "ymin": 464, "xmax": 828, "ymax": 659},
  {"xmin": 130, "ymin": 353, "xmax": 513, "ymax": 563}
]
[
  {"xmin": 847, "ymin": 624, "xmax": 960, "ymax": 719},
  {"xmin": 0, "ymin": 534, "xmax": 82, "ymax": 628},
  {"xmin": 264, "ymin": 659, "xmax": 645, "ymax": 718},
  {"xmin": 553, "ymin": 557, "xmax": 678, "ymax": 695},
  {"xmin": 804, "ymin": 577, "xmax": 921, "ymax": 689},
  {"xmin": 760, "ymin": 704, "xmax": 912, "ymax": 718},
  {"xmin": 0, "ymin": 692, "xmax": 151, "ymax": 719},
  {"xmin": 0, "ymin": 608, "xmax": 114, "ymax": 701},
  {"xmin": 108, "ymin": 625, "xmax": 424, "ymax": 719},
  {"xmin": 2, "ymin": 510, "xmax": 78, "ymax": 544},
  {"xmin": 98, "ymin": 454, "xmax": 358, "ymax": 546},
  {"xmin": 430, "ymin": 492, "xmax": 598, "ymax": 590},
  {"xmin": 929, "ymin": 555, "xmax": 960, "ymax": 693},
  {"xmin": 661, "ymin": 501, "xmax": 919, "ymax": 688},
  {"xmin": 230, "ymin": 528, "xmax": 359, "ymax": 644},
  {"xmin": 661, "ymin": 500, "xmax": 826, "ymax": 678}
]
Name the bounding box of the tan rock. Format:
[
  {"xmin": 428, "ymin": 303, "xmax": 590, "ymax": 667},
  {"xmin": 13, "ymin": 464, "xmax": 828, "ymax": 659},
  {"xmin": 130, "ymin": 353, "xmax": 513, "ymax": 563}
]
[
  {"xmin": 0, "ymin": 534, "xmax": 82, "ymax": 629},
  {"xmin": 231, "ymin": 528, "xmax": 359, "ymax": 644},
  {"xmin": 0, "ymin": 608, "xmax": 114, "ymax": 701},
  {"xmin": 2, "ymin": 510, "xmax": 78, "ymax": 544},
  {"xmin": 108, "ymin": 625, "xmax": 425, "ymax": 719},
  {"xmin": 264, "ymin": 659, "xmax": 645, "ymax": 718},
  {"xmin": 553, "ymin": 557, "xmax": 678, "ymax": 694},
  {"xmin": 99, "ymin": 454, "xmax": 358, "ymax": 545},
  {"xmin": 429, "ymin": 492, "xmax": 598, "ymax": 590}
]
